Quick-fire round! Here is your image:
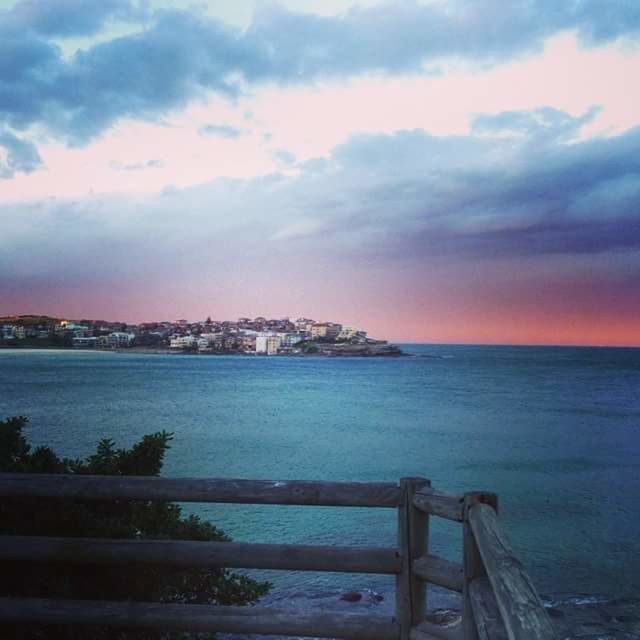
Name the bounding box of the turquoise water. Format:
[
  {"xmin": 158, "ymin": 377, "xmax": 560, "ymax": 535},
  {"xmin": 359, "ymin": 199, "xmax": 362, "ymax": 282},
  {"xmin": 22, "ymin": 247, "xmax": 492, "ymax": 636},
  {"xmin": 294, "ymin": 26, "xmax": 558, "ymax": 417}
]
[{"xmin": 1, "ymin": 345, "xmax": 639, "ymax": 611}]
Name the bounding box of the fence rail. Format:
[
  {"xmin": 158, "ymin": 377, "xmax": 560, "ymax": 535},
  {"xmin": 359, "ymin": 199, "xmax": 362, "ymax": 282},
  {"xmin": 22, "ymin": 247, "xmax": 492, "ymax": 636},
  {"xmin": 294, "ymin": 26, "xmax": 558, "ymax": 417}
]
[
  {"xmin": 0, "ymin": 597, "xmax": 399, "ymax": 640},
  {"xmin": 468, "ymin": 504, "xmax": 556, "ymax": 640},
  {"xmin": 0, "ymin": 535, "xmax": 402, "ymax": 574},
  {"xmin": 0, "ymin": 473, "xmax": 556, "ymax": 639},
  {"xmin": 0, "ymin": 473, "xmax": 402, "ymax": 507}
]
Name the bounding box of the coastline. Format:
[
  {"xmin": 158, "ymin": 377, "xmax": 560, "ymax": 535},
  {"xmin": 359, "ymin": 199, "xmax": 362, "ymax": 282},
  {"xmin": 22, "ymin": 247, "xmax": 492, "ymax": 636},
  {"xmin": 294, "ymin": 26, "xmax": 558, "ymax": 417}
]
[{"xmin": 0, "ymin": 343, "xmax": 407, "ymax": 357}]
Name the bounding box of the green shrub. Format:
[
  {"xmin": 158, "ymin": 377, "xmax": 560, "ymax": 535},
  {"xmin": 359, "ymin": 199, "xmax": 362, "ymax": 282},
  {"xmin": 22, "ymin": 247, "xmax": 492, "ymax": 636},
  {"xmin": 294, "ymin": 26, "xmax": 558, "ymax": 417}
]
[{"xmin": 0, "ymin": 416, "xmax": 271, "ymax": 639}]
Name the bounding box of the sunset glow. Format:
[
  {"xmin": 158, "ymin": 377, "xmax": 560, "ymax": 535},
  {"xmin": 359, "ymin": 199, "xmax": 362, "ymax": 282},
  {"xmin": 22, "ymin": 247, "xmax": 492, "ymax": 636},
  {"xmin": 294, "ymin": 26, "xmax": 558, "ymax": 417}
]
[{"xmin": 1, "ymin": 0, "xmax": 639, "ymax": 345}]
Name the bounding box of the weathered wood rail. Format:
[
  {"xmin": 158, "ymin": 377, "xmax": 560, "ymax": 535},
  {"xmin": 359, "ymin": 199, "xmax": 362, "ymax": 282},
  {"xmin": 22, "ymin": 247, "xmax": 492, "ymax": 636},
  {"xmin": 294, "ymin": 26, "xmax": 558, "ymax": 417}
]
[{"xmin": 0, "ymin": 473, "xmax": 556, "ymax": 639}]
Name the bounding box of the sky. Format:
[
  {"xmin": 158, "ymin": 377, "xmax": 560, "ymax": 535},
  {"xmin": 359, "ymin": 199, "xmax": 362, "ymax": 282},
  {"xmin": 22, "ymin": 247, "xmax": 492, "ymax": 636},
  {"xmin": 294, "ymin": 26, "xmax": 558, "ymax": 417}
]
[{"xmin": 0, "ymin": 0, "xmax": 639, "ymax": 345}]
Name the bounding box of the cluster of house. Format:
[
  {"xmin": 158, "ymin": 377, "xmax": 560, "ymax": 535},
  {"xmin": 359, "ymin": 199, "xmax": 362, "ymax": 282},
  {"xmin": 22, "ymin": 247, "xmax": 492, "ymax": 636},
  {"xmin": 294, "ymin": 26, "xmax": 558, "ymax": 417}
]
[
  {"xmin": 0, "ymin": 316, "xmax": 369, "ymax": 355},
  {"xmin": 0, "ymin": 319, "xmax": 136, "ymax": 349},
  {"xmin": 168, "ymin": 318, "xmax": 366, "ymax": 355}
]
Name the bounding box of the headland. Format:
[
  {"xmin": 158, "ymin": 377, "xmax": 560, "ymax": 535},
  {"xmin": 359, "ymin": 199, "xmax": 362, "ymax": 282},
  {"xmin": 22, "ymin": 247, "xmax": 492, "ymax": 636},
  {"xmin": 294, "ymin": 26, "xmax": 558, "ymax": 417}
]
[{"xmin": 0, "ymin": 314, "xmax": 405, "ymax": 357}]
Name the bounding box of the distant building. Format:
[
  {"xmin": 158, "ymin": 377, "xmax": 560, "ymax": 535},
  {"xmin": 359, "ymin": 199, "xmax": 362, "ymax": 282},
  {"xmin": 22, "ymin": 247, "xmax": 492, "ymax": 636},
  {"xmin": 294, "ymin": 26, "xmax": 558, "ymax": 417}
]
[
  {"xmin": 12, "ymin": 325, "xmax": 26, "ymax": 339},
  {"xmin": 1, "ymin": 325, "xmax": 18, "ymax": 340},
  {"xmin": 338, "ymin": 326, "xmax": 362, "ymax": 340},
  {"xmin": 256, "ymin": 335, "xmax": 281, "ymax": 355},
  {"xmin": 170, "ymin": 335, "xmax": 197, "ymax": 349},
  {"xmin": 295, "ymin": 318, "xmax": 315, "ymax": 332},
  {"xmin": 253, "ymin": 317, "xmax": 267, "ymax": 330},
  {"xmin": 196, "ymin": 338, "xmax": 211, "ymax": 352},
  {"xmin": 310, "ymin": 323, "xmax": 341, "ymax": 341},
  {"xmin": 100, "ymin": 332, "xmax": 136, "ymax": 348},
  {"xmin": 239, "ymin": 335, "xmax": 256, "ymax": 352},
  {"xmin": 279, "ymin": 332, "xmax": 304, "ymax": 348},
  {"xmin": 57, "ymin": 322, "xmax": 90, "ymax": 337}
]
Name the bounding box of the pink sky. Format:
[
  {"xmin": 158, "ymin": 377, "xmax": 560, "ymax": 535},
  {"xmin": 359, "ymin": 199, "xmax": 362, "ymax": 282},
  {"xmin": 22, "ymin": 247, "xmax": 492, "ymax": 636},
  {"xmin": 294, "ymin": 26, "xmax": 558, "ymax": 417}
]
[{"xmin": 1, "ymin": 1, "xmax": 640, "ymax": 346}]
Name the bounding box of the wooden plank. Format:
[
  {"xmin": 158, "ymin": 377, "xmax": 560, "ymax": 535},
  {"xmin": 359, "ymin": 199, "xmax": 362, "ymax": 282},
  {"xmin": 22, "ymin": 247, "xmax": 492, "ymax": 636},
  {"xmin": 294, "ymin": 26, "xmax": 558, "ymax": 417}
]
[
  {"xmin": 413, "ymin": 489, "xmax": 464, "ymax": 522},
  {"xmin": 468, "ymin": 577, "xmax": 508, "ymax": 640},
  {"xmin": 463, "ymin": 513, "xmax": 481, "ymax": 639},
  {"xmin": 0, "ymin": 597, "xmax": 399, "ymax": 640},
  {"xmin": 410, "ymin": 630, "xmax": 441, "ymax": 640},
  {"xmin": 408, "ymin": 478, "xmax": 431, "ymax": 625},
  {"xmin": 462, "ymin": 493, "xmax": 497, "ymax": 640},
  {"xmin": 397, "ymin": 478, "xmax": 412, "ymax": 640},
  {"xmin": 411, "ymin": 619, "xmax": 463, "ymax": 640},
  {"xmin": 0, "ymin": 535, "xmax": 401, "ymax": 574},
  {"xmin": 468, "ymin": 504, "xmax": 557, "ymax": 640},
  {"xmin": 413, "ymin": 554, "xmax": 463, "ymax": 593},
  {"xmin": 0, "ymin": 473, "xmax": 402, "ymax": 507}
]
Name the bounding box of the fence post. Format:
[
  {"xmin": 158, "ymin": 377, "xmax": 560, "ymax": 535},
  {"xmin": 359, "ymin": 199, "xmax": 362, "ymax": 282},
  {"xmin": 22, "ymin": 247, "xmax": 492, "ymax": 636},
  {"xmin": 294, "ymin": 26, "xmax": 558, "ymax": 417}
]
[
  {"xmin": 396, "ymin": 477, "xmax": 430, "ymax": 639},
  {"xmin": 462, "ymin": 492, "xmax": 498, "ymax": 640}
]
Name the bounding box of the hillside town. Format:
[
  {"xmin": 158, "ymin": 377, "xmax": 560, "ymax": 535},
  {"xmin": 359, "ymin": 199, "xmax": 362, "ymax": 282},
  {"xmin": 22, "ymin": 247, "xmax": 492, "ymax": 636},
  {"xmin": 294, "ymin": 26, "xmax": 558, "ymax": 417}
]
[{"xmin": 0, "ymin": 315, "xmax": 403, "ymax": 357}]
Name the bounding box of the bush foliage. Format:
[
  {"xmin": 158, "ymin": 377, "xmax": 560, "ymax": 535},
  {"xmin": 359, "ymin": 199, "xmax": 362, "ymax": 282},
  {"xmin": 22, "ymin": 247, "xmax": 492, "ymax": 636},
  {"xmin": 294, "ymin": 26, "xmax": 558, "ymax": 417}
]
[{"xmin": 0, "ymin": 416, "xmax": 271, "ymax": 639}]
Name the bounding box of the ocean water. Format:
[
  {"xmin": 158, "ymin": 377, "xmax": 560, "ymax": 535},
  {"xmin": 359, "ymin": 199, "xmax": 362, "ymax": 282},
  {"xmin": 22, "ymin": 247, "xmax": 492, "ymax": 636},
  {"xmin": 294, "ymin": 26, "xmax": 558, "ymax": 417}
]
[{"xmin": 1, "ymin": 345, "xmax": 640, "ymax": 625}]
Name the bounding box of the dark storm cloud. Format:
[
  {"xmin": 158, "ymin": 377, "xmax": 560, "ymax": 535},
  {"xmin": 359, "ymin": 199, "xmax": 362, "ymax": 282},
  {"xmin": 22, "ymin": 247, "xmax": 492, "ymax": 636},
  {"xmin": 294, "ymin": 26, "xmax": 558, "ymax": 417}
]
[
  {"xmin": 299, "ymin": 112, "xmax": 640, "ymax": 260},
  {"xmin": 0, "ymin": 10, "xmax": 254, "ymax": 145},
  {"xmin": 3, "ymin": 108, "xmax": 638, "ymax": 287},
  {"xmin": 340, "ymin": 121, "xmax": 640, "ymax": 257},
  {"xmin": 1, "ymin": 0, "xmax": 640, "ymax": 157}
]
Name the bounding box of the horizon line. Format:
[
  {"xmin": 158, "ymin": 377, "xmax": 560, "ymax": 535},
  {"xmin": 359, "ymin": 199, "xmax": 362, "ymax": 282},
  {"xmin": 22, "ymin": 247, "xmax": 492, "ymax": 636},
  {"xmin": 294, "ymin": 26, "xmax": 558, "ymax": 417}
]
[{"xmin": 3, "ymin": 312, "xmax": 638, "ymax": 349}]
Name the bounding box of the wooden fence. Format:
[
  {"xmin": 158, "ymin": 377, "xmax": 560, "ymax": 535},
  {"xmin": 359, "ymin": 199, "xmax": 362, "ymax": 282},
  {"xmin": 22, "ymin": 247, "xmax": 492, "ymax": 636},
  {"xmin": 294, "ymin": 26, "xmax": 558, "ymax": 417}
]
[{"xmin": 0, "ymin": 474, "xmax": 556, "ymax": 639}]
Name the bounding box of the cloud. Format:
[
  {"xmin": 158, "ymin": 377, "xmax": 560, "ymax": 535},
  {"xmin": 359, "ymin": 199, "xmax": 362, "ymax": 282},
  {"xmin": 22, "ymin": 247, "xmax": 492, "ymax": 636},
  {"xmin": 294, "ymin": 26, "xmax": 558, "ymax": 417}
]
[
  {"xmin": 270, "ymin": 218, "xmax": 324, "ymax": 240},
  {"xmin": 271, "ymin": 149, "xmax": 296, "ymax": 166},
  {"xmin": 2, "ymin": 107, "xmax": 639, "ymax": 277},
  {"xmin": 198, "ymin": 124, "xmax": 243, "ymax": 138},
  {"xmin": 0, "ymin": 128, "xmax": 42, "ymax": 178},
  {"xmin": 316, "ymin": 117, "xmax": 640, "ymax": 260},
  {"xmin": 245, "ymin": 1, "xmax": 640, "ymax": 79},
  {"xmin": 5, "ymin": 0, "xmax": 137, "ymax": 37},
  {"xmin": 0, "ymin": 10, "xmax": 249, "ymax": 146},
  {"xmin": 471, "ymin": 106, "xmax": 602, "ymax": 142},
  {"xmin": 2, "ymin": 0, "xmax": 640, "ymax": 163},
  {"xmin": 109, "ymin": 159, "xmax": 164, "ymax": 171},
  {"xmin": 2, "ymin": 105, "xmax": 639, "ymax": 344}
]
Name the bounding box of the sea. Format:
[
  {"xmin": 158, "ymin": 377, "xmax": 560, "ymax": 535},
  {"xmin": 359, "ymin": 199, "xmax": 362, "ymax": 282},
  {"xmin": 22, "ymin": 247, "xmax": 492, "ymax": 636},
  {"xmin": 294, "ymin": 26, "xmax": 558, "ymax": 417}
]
[{"xmin": 1, "ymin": 344, "xmax": 640, "ymax": 638}]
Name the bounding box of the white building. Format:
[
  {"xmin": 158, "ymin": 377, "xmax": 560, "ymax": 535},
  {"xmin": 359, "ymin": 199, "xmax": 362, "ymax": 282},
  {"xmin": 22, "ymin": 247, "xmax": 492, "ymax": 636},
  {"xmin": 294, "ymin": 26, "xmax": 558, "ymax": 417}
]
[
  {"xmin": 256, "ymin": 335, "xmax": 281, "ymax": 355},
  {"xmin": 1, "ymin": 325, "xmax": 17, "ymax": 340},
  {"xmin": 6, "ymin": 325, "xmax": 26, "ymax": 339},
  {"xmin": 169, "ymin": 335, "xmax": 197, "ymax": 349},
  {"xmin": 57, "ymin": 321, "xmax": 90, "ymax": 337},
  {"xmin": 197, "ymin": 337, "xmax": 212, "ymax": 351},
  {"xmin": 338, "ymin": 326, "xmax": 362, "ymax": 340},
  {"xmin": 102, "ymin": 332, "xmax": 136, "ymax": 348}
]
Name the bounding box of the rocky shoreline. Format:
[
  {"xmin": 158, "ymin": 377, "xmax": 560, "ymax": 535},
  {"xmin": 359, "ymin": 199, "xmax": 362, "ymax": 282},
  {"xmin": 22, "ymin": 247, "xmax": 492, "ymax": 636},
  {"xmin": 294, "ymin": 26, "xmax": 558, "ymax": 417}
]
[
  {"xmin": 248, "ymin": 589, "xmax": 640, "ymax": 640},
  {"xmin": 543, "ymin": 595, "xmax": 640, "ymax": 639}
]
